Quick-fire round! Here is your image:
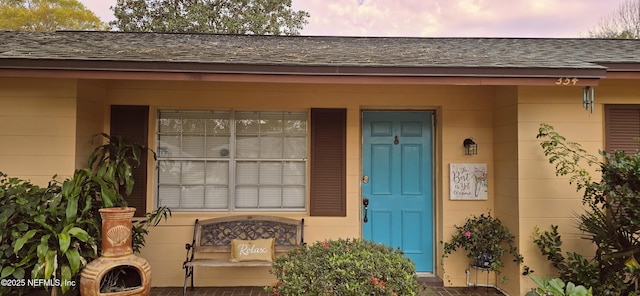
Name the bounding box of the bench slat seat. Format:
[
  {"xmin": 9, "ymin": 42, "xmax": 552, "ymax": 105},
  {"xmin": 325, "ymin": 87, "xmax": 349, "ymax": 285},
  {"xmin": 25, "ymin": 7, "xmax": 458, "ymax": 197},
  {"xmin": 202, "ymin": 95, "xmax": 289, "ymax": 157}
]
[
  {"xmin": 185, "ymin": 258, "xmax": 273, "ymax": 267},
  {"xmin": 182, "ymin": 215, "xmax": 304, "ymax": 296}
]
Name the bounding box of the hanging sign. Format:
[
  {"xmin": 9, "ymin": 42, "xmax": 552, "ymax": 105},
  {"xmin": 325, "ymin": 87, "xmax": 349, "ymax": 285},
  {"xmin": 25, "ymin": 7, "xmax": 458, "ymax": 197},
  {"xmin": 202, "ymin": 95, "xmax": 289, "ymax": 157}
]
[{"xmin": 449, "ymin": 163, "xmax": 488, "ymax": 200}]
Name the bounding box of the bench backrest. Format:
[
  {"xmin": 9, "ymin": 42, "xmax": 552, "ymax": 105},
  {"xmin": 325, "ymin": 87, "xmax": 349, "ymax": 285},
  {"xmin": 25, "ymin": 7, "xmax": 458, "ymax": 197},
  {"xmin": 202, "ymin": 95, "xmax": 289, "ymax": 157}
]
[{"xmin": 192, "ymin": 215, "xmax": 304, "ymax": 253}]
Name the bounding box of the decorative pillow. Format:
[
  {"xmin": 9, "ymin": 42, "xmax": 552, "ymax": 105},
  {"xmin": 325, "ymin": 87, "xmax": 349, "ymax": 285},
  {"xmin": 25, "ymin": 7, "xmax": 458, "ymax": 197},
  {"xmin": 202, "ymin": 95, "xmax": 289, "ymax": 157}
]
[{"xmin": 229, "ymin": 238, "xmax": 275, "ymax": 262}]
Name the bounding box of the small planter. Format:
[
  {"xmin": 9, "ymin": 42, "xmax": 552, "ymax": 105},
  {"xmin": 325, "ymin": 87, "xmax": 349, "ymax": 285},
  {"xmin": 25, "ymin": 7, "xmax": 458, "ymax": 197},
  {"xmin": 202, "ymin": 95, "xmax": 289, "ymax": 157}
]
[
  {"xmin": 80, "ymin": 207, "xmax": 151, "ymax": 296},
  {"xmin": 473, "ymin": 253, "xmax": 494, "ymax": 269},
  {"xmin": 442, "ymin": 212, "xmax": 523, "ymax": 274}
]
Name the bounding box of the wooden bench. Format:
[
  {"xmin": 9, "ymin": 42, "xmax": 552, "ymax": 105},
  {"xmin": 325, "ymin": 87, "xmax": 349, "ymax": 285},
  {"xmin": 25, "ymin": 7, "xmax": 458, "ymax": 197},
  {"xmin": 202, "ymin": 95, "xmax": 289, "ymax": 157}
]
[{"xmin": 182, "ymin": 215, "xmax": 304, "ymax": 295}]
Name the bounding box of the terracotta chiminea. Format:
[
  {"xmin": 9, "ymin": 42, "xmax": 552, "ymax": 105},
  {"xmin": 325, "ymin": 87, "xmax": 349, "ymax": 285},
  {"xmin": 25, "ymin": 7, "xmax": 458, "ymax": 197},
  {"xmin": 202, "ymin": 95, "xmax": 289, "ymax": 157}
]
[{"xmin": 80, "ymin": 207, "xmax": 151, "ymax": 296}]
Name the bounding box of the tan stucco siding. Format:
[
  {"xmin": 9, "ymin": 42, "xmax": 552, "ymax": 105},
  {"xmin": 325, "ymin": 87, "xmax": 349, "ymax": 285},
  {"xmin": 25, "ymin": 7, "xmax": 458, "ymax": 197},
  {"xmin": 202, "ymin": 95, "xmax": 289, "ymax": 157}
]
[
  {"xmin": 0, "ymin": 78, "xmax": 79, "ymax": 184},
  {"xmin": 75, "ymin": 80, "xmax": 108, "ymax": 169}
]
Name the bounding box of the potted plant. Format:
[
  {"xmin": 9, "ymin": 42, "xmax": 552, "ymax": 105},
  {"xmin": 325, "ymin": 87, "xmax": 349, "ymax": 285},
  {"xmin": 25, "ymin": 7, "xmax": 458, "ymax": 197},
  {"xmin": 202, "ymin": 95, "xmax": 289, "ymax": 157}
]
[
  {"xmin": 1, "ymin": 134, "xmax": 170, "ymax": 296},
  {"xmin": 442, "ymin": 212, "xmax": 523, "ymax": 273}
]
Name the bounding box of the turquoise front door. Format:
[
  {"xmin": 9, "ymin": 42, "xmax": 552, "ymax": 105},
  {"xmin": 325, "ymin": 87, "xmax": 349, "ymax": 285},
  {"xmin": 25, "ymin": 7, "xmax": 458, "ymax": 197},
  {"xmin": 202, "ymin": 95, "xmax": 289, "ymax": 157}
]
[{"xmin": 362, "ymin": 111, "xmax": 434, "ymax": 272}]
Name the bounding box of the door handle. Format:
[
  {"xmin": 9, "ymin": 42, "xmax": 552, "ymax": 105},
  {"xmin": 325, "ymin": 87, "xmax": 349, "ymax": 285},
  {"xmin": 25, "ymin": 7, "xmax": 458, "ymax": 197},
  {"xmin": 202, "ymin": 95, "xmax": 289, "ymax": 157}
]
[{"xmin": 362, "ymin": 198, "xmax": 369, "ymax": 223}]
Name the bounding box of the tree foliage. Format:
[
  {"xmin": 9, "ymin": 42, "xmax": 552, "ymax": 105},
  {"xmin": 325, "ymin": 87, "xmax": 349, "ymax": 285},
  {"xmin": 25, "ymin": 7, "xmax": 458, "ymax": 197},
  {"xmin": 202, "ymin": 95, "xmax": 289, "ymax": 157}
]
[
  {"xmin": 0, "ymin": 0, "xmax": 107, "ymax": 31},
  {"xmin": 110, "ymin": 0, "xmax": 309, "ymax": 35},
  {"xmin": 588, "ymin": 0, "xmax": 640, "ymax": 39}
]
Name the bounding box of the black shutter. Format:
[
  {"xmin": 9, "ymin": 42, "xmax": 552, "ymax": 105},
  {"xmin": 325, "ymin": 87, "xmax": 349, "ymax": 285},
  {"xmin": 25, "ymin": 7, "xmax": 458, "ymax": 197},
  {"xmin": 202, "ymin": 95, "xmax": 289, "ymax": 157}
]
[
  {"xmin": 605, "ymin": 105, "xmax": 640, "ymax": 155},
  {"xmin": 110, "ymin": 105, "xmax": 149, "ymax": 217},
  {"xmin": 310, "ymin": 108, "xmax": 347, "ymax": 217}
]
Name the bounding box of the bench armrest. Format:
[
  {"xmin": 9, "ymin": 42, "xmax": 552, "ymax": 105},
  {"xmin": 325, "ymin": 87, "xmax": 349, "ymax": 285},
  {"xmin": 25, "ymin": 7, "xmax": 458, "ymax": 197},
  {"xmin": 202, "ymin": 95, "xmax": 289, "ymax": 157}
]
[
  {"xmin": 183, "ymin": 219, "xmax": 199, "ymax": 269},
  {"xmin": 183, "ymin": 243, "xmax": 195, "ymax": 268}
]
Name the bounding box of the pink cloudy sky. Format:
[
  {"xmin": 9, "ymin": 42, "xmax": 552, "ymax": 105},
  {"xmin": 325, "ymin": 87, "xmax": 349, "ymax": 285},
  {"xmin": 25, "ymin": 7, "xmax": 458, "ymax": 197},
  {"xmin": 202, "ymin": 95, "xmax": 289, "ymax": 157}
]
[{"xmin": 80, "ymin": 0, "xmax": 627, "ymax": 37}]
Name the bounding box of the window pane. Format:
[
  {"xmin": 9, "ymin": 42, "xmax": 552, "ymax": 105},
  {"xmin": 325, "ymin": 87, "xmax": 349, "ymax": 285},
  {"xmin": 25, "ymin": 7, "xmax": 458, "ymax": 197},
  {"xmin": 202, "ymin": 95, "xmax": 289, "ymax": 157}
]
[
  {"xmin": 158, "ymin": 111, "xmax": 182, "ymax": 133},
  {"xmin": 158, "ymin": 185, "xmax": 180, "ymax": 208},
  {"xmin": 158, "ymin": 135, "xmax": 180, "ymax": 158},
  {"xmin": 236, "ymin": 136, "xmax": 259, "ymax": 158},
  {"xmin": 236, "ymin": 186, "xmax": 258, "ymax": 208},
  {"xmin": 206, "ymin": 161, "xmax": 229, "ymax": 184},
  {"xmin": 182, "ymin": 135, "xmax": 205, "ymax": 157},
  {"xmin": 207, "ymin": 115, "xmax": 230, "ymax": 135},
  {"xmin": 260, "ymin": 112, "xmax": 283, "ymax": 134},
  {"xmin": 283, "ymin": 186, "xmax": 305, "ymax": 208},
  {"xmin": 236, "ymin": 112, "xmax": 260, "ymax": 134},
  {"xmin": 284, "ymin": 136, "xmax": 306, "ymax": 158},
  {"xmin": 181, "ymin": 186, "xmax": 204, "ymax": 209},
  {"xmin": 260, "ymin": 136, "xmax": 283, "ymax": 158},
  {"xmin": 207, "ymin": 136, "xmax": 230, "ymax": 158},
  {"xmin": 181, "ymin": 161, "xmax": 204, "ymax": 185},
  {"xmin": 158, "ymin": 160, "xmax": 181, "ymax": 183},
  {"xmin": 205, "ymin": 186, "xmax": 228, "ymax": 209},
  {"xmin": 259, "ymin": 186, "xmax": 282, "ymax": 207},
  {"xmin": 260, "ymin": 162, "xmax": 282, "ymax": 184},
  {"xmin": 284, "ymin": 112, "xmax": 307, "ymax": 135},
  {"xmin": 283, "ymin": 162, "xmax": 305, "ymax": 184},
  {"xmin": 236, "ymin": 162, "xmax": 258, "ymax": 184},
  {"xmin": 182, "ymin": 117, "xmax": 206, "ymax": 133}
]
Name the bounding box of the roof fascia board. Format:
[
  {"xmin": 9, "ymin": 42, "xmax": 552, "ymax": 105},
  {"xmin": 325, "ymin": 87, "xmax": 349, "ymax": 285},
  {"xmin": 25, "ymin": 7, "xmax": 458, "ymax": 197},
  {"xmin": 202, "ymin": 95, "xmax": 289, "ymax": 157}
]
[
  {"xmin": 598, "ymin": 63, "xmax": 640, "ymax": 72},
  {"xmin": 0, "ymin": 58, "xmax": 607, "ymax": 80},
  {"xmin": 0, "ymin": 68, "xmax": 601, "ymax": 86}
]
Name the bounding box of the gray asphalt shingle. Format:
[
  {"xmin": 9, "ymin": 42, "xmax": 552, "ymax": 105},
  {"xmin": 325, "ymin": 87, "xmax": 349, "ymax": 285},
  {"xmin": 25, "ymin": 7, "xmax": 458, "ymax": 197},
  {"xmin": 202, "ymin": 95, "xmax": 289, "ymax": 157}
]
[{"xmin": 1, "ymin": 31, "xmax": 639, "ymax": 76}]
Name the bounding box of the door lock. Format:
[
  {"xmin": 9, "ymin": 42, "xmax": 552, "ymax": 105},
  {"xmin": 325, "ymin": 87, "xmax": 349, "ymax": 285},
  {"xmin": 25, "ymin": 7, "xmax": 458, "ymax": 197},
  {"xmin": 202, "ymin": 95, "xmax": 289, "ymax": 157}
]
[
  {"xmin": 362, "ymin": 198, "xmax": 369, "ymax": 223},
  {"xmin": 362, "ymin": 175, "xmax": 369, "ymax": 184}
]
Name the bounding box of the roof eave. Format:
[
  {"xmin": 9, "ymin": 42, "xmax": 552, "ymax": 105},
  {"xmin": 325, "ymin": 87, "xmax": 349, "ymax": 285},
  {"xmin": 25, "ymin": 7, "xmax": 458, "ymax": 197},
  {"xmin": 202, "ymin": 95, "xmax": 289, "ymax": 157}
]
[{"xmin": 0, "ymin": 58, "xmax": 609, "ymax": 79}]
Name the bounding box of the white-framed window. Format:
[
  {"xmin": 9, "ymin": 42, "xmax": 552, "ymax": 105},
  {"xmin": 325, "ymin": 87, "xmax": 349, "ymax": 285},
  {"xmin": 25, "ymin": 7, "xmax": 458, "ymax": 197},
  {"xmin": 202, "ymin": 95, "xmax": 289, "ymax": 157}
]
[{"xmin": 156, "ymin": 110, "xmax": 307, "ymax": 211}]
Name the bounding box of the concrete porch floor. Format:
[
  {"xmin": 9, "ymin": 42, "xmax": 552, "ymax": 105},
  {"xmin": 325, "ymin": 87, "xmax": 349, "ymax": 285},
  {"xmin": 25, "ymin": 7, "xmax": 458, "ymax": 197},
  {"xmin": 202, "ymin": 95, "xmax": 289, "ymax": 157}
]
[{"xmin": 157, "ymin": 275, "xmax": 506, "ymax": 295}]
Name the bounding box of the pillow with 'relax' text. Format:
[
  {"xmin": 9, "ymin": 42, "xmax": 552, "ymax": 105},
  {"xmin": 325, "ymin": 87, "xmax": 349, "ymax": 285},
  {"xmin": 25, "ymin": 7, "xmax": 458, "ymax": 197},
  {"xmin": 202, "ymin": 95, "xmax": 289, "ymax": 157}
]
[{"xmin": 229, "ymin": 238, "xmax": 275, "ymax": 262}]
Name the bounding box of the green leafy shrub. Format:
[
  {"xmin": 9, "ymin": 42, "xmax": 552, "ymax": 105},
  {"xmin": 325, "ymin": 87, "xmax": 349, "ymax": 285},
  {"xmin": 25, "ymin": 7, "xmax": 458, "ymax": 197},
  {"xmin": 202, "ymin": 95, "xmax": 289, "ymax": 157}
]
[
  {"xmin": 267, "ymin": 238, "xmax": 418, "ymax": 295},
  {"xmin": 525, "ymin": 276, "xmax": 592, "ymax": 296},
  {"xmin": 532, "ymin": 225, "xmax": 600, "ymax": 291},
  {"xmin": 536, "ymin": 123, "xmax": 640, "ymax": 295}
]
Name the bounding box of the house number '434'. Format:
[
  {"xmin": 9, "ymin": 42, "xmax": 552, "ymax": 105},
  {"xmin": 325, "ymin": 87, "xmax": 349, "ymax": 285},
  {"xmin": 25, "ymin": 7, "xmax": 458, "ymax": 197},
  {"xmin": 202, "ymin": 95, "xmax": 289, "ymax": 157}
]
[{"xmin": 555, "ymin": 77, "xmax": 579, "ymax": 85}]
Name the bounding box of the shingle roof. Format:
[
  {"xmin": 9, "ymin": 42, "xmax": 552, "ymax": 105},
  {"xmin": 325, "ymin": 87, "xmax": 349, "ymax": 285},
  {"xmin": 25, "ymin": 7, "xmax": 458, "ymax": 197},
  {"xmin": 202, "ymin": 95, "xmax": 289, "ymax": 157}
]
[{"xmin": 1, "ymin": 31, "xmax": 640, "ymax": 78}]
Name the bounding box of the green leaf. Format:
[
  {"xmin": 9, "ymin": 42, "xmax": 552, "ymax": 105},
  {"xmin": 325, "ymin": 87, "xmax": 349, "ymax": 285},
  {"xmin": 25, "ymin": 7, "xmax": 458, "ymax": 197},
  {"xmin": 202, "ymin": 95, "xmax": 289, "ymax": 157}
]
[
  {"xmin": 36, "ymin": 234, "xmax": 51, "ymax": 260},
  {"xmin": 97, "ymin": 164, "xmax": 108, "ymax": 179},
  {"xmin": 14, "ymin": 251, "xmax": 36, "ymax": 268},
  {"xmin": 65, "ymin": 194, "xmax": 79, "ymax": 223},
  {"xmin": 16, "ymin": 223, "xmax": 28, "ymax": 231},
  {"xmin": 65, "ymin": 248, "xmax": 81, "ymax": 275},
  {"xmin": 61, "ymin": 179, "xmax": 74, "ymax": 199},
  {"xmin": 0, "ymin": 206, "xmax": 15, "ymax": 223},
  {"xmin": 44, "ymin": 250, "xmax": 57, "ymax": 280},
  {"xmin": 68, "ymin": 227, "xmax": 90, "ymax": 242},
  {"xmin": 547, "ymin": 278, "xmax": 566, "ymax": 294},
  {"xmin": 59, "ymin": 232, "xmax": 70, "ymax": 254},
  {"xmin": 0, "ymin": 266, "xmax": 15, "ymax": 279},
  {"xmin": 34, "ymin": 214, "xmax": 46, "ymax": 225},
  {"xmin": 60, "ymin": 265, "xmax": 72, "ymax": 293},
  {"xmin": 121, "ymin": 161, "xmax": 134, "ymax": 194},
  {"xmin": 12, "ymin": 267, "xmax": 25, "ymax": 279},
  {"xmin": 100, "ymin": 185, "xmax": 116, "ymax": 208},
  {"xmin": 81, "ymin": 194, "xmax": 93, "ymax": 216},
  {"xmin": 14, "ymin": 229, "xmax": 37, "ymax": 253},
  {"xmin": 31, "ymin": 262, "xmax": 44, "ymax": 279}
]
